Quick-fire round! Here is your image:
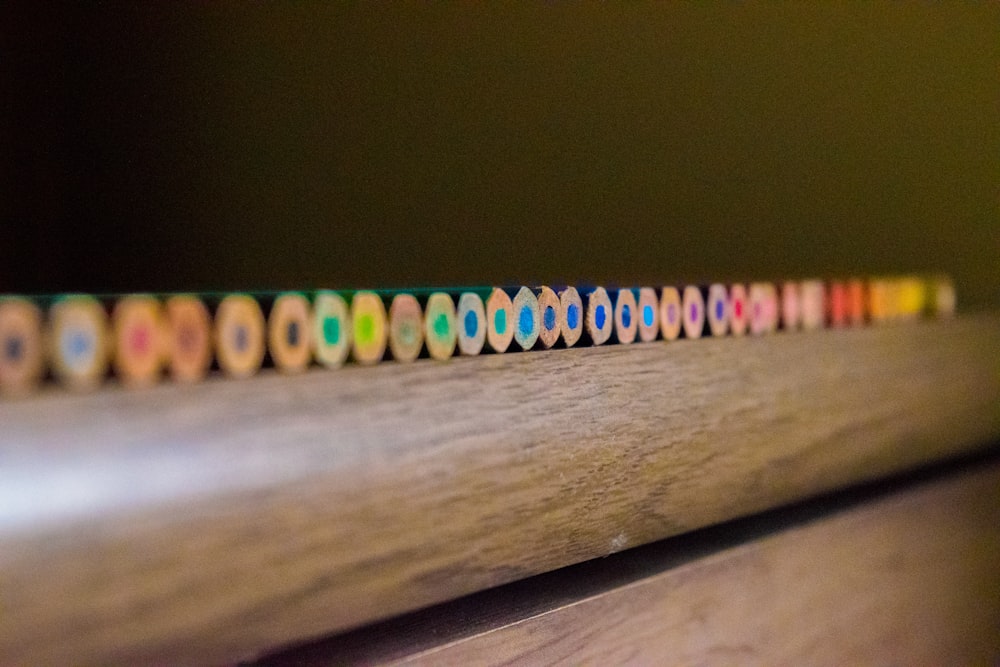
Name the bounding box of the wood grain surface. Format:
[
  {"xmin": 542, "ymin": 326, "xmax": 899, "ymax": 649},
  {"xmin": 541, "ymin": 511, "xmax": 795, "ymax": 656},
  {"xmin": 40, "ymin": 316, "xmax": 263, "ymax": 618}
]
[
  {"xmin": 1, "ymin": 316, "xmax": 999, "ymax": 664},
  {"xmin": 385, "ymin": 457, "xmax": 1000, "ymax": 666}
]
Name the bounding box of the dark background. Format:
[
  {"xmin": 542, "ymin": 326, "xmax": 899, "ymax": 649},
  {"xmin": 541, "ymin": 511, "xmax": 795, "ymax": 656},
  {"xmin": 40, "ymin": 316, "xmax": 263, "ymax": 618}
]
[{"xmin": 3, "ymin": 5, "xmax": 997, "ymax": 306}]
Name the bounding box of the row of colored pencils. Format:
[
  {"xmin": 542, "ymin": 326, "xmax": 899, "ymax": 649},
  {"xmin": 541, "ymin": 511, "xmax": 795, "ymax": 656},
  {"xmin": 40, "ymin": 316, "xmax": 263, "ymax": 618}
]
[{"xmin": 0, "ymin": 276, "xmax": 955, "ymax": 396}]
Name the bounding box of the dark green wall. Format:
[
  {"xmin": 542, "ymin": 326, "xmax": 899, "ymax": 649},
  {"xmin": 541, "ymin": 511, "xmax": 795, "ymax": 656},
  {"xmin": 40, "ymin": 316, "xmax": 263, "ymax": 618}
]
[{"xmin": 3, "ymin": 5, "xmax": 997, "ymax": 306}]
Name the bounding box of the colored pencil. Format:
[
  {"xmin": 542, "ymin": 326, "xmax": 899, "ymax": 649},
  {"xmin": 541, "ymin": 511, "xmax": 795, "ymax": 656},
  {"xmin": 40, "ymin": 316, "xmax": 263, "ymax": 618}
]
[
  {"xmin": 749, "ymin": 283, "xmax": 764, "ymax": 335},
  {"xmin": 846, "ymin": 280, "xmax": 866, "ymax": 326},
  {"xmin": 930, "ymin": 276, "xmax": 956, "ymax": 318},
  {"xmin": 780, "ymin": 282, "xmax": 801, "ymax": 332},
  {"xmin": 535, "ymin": 286, "xmax": 561, "ymax": 349},
  {"xmin": 584, "ymin": 286, "xmax": 613, "ymax": 346},
  {"xmin": 748, "ymin": 283, "xmax": 765, "ymax": 336},
  {"xmin": 351, "ymin": 291, "xmax": 388, "ymax": 365},
  {"xmin": 424, "ymin": 292, "xmax": 457, "ymax": 361},
  {"xmin": 164, "ymin": 295, "xmax": 213, "ymax": 383},
  {"xmin": 659, "ymin": 286, "xmax": 682, "ymax": 341},
  {"xmin": 265, "ymin": 292, "xmax": 312, "ymax": 374},
  {"xmin": 613, "ymin": 288, "xmax": 638, "ymax": 345},
  {"xmin": 485, "ymin": 287, "xmax": 514, "ymax": 353},
  {"xmin": 47, "ymin": 295, "xmax": 110, "ymax": 390},
  {"xmin": 388, "ymin": 293, "xmax": 424, "ymax": 363},
  {"xmin": 749, "ymin": 282, "xmax": 778, "ymax": 336},
  {"xmin": 897, "ymin": 276, "xmax": 927, "ymax": 321},
  {"xmin": 456, "ymin": 292, "xmax": 486, "ymax": 356},
  {"xmin": 681, "ymin": 285, "xmax": 706, "ymax": 340},
  {"xmin": 827, "ymin": 281, "xmax": 847, "ymax": 328},
  {"xmin": 800, "ymin": 280, "xmax": 825, "ymax": 331},
  {"xmin": 636, "ymin": 287, "xmax": 659, "ymax": 343},
  {"xmin": 558, "ymin": 286, "xmax": 584, "ymax": 348},
  {"xmin": 706, "ymin": 283, "xmax": 729, "ymax": 338},
  {"xmin": 214, "ymin": 294, "xmax": 266, "ymax": 378},
  {"xmin": 764, "ymin": 283, "xmax": 780, "ymax": 334},
  {"xmin": 511, "ymin": 286, "xmax": 540, "ymax": 351},
  {"xmin": 729, "ymin": 284, "xmax": 749, "ymax": 337},
  {"xmin": 867, "ymin": 278, "xmax": 890, "ymax": 323},
  {"xmin": 312, "ymin": 290, "xmax": 352, "ymax": 369},
  {"xmin": 111, "ymin": 294, "xmax": 166, "ymax": 387},
  {"xmin": 0, "ymin": 297, "xmax": 45, "ymax": 395}
]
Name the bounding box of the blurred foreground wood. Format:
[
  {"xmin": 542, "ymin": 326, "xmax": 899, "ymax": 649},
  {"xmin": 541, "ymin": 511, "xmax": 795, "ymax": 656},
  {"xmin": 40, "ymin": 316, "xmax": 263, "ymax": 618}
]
[
  {"xmin": 340, "ymin": 457, "xmax": 999, "ymax": 665},
  {"xmin": 0, "ymin": 316, "xmax": 998, "ymax": 664}
]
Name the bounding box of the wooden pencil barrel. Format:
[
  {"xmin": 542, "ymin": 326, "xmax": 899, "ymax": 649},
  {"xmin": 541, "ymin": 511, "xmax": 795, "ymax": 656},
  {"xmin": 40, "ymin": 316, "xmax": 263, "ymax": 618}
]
[
  {"xmin": 829, "ymin": 281, "xmax": 849, "ymax": 328},
  {"xmin": 659, "ymin": 286, "xmax": 682, "ymax": 341},
  {"xmin": 312, "ymin": 290, "xmax": 351, "ymax": 369},
  {"xmin": 455, "ymin": 292, "xmax": 486, "ymax": 356},
  {"xmin": 164, "ymin": 295, "xmax": 212, "ymax": 383},
  {"xmin": 351, "ymin": 291, "xmax": 388, "ymax": 365},
  {"xmin": 846, "ymin": 279, "xmax": 866, "ymax": 327},
  {"xmin": 111, "ymin": 295, "xmax": 167, "ymax": 387},
  {"xmin": 613, "ymin": 288, "xmax": 638, "ymax": 345},
  {"xmin": 729, "ymin": 283, "xmax": 749, "ymax": 337},
  {"xmin": 681, "ymin": 285, "xmax": 706, "ymax": 340},
  {"xmin": 265, "ymin": 293, "xmax": 313, "ymax": 374},
  {"xmin": 800, "ymin": 280, "xmax": 826, "ymax": 331},
  {"xmin": 780, "ymin": 281, "xmax": 801, "ymax": 331},
  {"xmin": 559, "ymin": 287, "xmax": 584, "ymax": 348},
  {"xmin": 584, "ymin": 286, "xmax": 613, "ymax": 346},
  {"xmin": 706, "ymin": 283, "xmax": 729, "ymax": 338},
  {"xmin": 511, "ymin": 287, "xmax": 540, "ymax": 351},
  {"xmin": 0, "ymin": 297, "xmax": 45, "ymax": 396},
  {"xmin": 485, "ymin": 288, "xmax": 514, "ymax": 353},
  {"xmin": 749, "ymin": 282, "xmax": 779, "ymax": 336},
  {"xmin": 47, "ymin": 295, "xmax": 110, "ymax": 390},
  {"xmin": 388, "ymin": 294, "xmax": 424, "ymax": 363},
  {"xmin": 930, "ymin": 276, "xmax": 956, "ymax": 318},
  {"xmin": 636, "ymin": 287, "xmax": 659, "ymax": 343},
  {"xmin": 214, "ymin": 294, "xmax": 266, "ymax": 379},
  {"xmin": 424, "ymin": 293, "xmax": 457, "ymax": 361},
  {"xmin": 535, "ymin": 286, "xmax": 561, "ymax": 349}
]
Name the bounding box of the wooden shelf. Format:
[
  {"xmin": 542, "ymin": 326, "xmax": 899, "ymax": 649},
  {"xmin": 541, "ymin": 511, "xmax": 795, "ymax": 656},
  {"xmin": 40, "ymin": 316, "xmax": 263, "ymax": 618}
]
[
  {"xmin": 278, "ymin": 456, "xmax": 999, "ymax": 666},
  {"xmin": 2, "ymin": 315, "xmax": 999, "ymax": 664}
]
